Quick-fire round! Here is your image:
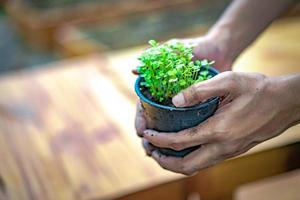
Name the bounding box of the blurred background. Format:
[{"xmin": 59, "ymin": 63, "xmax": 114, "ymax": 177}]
[
  {"xmin": 1, "ymin": 0, "xmax": 234, "ymax": 72},
  {"xmin": 0, "ymin": 0, "xmax": 300, "ymax": 200}
]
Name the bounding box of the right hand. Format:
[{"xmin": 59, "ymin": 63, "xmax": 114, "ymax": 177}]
[
  {"xmin": 134, "ymin": 33, "xmax": 235, "ymax": 154},
  {"xmin": 138, "ymin": 72, "xmax": 300, "ymax": 175}
]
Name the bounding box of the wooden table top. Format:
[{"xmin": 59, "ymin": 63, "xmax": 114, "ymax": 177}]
[{"xmin": 0, "ymin": 17, "xmax": 299, "ymax": 200}]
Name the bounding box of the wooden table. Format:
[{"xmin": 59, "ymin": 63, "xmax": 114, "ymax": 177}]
[
  {"xmin": 0, "ymin": 17, "xmax": 300, "ymax": 200},
  {"xmin": 235, "ymin": 169, "xmax": 300, "ymax": 200},
  {"xmin": 0, "ymin": 55, "xmax": 183, "ymax": 200}
]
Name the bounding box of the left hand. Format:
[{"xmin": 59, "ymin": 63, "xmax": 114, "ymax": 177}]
[
  {"xmin": 137, "ymin": 72, "xmax": 299, "ymax": 175},
  {"xmin": 132, "ymin": 34, "xmax": 234, "ymax": 75}
]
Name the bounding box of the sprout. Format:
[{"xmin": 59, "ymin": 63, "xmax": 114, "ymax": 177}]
[{"xmin": 138, "ymin": 40, "xmax": 214, "ymax": 103}]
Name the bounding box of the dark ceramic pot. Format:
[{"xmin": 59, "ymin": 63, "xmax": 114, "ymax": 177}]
[{"xmin": 135, "ymin": 67, "xmax": 219, "ymax": 157}]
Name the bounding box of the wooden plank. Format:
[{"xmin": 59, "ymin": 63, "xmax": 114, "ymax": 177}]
[
  {"xmin": 116, "ymin": 179, "xmax": 187, "ymax": 200},
  {"xmin": 0, "ymin": 57, "xmax": 181, "ymax": 200},
  {"xmin": 234, "ymin": 169, "xmax": 300, "ymax": 200},
  {"xmin": 186, "ymin": 142, "xmax": 300, "ymax": 200}
]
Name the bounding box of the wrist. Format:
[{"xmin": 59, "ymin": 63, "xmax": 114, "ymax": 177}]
[
  {"xmin": 267, "ymin": 75, "xmax": 300, "ymax": 126},
  {"xmin": 284, "ymin": 74, "xmax": 300, "ymax": 124}
]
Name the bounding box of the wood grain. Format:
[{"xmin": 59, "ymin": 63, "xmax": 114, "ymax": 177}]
[
  {"xmin": 0, "ymin": 57, "xmax": 180, "ymax": 200},
  {"xmin": 235, "ymin": 169, "xmax": 300, "ymax": 200}
]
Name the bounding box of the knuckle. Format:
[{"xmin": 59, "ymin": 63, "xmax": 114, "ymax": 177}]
[
  {"xmin": 155, "ymin": 156, "xmax": 166, "ymax": 168},
  {"xmin": 194, "ymin": 88, "xmax": 206, "ymax": 101},
  {"xmin": 160, "ymin": 163, "xmax": 168, "ymax": 170},
  {"xmin": 253, "ymin": 72, "xmax": 266, "ymax": 80},
  {"xmin": 226, "ymin": 74, "xmax": 238, "ymax": 89},
  {"xmin": 221, "ymin": 142, "xmax": 243, "ymax": 156},
  {"xmin": 254, "ymin": 73, "xmax": 267, "ymax": 91},
  {"xmin": 222, "ymin": 71, "xmax": 234, "ymax": 78},
  {"xmin": 188, "ymin": 84, "xmax": 198, "ymax": 98},
  {"xmin": 157, "ymin": 161, "xmax": 168, "ymax": 170},
  {"xmin": 218, "ymin": 71, "xmax": 238, "ymax": 91},
  {"xmin": 137, "ymin": 132, "xmax": 143, "ymax": 137},
  {"xmin": 215, "ymin": 131, "xmax": 228, "ymax": 142}
]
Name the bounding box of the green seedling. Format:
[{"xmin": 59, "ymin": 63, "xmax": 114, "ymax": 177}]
[{"xmin": 138, "ymin": 39, "xmax": 214, "ymax": 104}]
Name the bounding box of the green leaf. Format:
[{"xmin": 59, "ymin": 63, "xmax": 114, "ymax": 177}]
[
  {"xmin": 201, "ymin": 60, "xmax": 208, "ymax": 66},
  {"xmin": 179, "ymin": 80, "xmax": 186, "ymax": 86},
  {"xmin": 195, "ymin": 60, "xmax": 201, "ymax": 65},
  {"xmin": 167, "ymin": 70, "xmax": 176, "ymax": 76},
  {"xmin": 137, "ymin": 39, "xmax": 215, "ymax": 103},
  {"xmin": 200, "ymin": 71, "xmax": 209, "ymax": 76},
  {"xmin": 149, "ymin": 40, "xmax": 158, "ymax": 47},
  {"xmin": 198, "ymin": 76, "xmax": 204, "ymax": 81},
  {"xmin": 169, "ymin": 78, "xmax": 178, "ymax": 83},
  {"xmin": 208, "ymin": 61, "xmax": 215, "ymax": 65}
]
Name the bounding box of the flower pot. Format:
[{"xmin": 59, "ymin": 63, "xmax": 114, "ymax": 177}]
[{"xmin": 135, "ymin": 67, "xmax": 219, "ymax": 157}]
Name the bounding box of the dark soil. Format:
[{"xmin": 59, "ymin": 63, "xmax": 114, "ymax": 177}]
[{"xmin": 140, "ymin": 86, "xmax": 174, "ymax": 107}]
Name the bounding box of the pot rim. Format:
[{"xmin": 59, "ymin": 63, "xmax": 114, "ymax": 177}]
[{"xmin": 135, "ymin": 67, "xmax": 219, "ymax": 111}]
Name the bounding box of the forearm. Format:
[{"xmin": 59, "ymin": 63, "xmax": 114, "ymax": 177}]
[
  {"xmin": 267, "ymin": 73, "xmax": 300, "ymax": 130},
  {"xmin": 208, "ymin": 0, "xmax": 296, "ymax": 62},
  {"xmin": 279, "ymin": 73, "xmax": 300, "ymax": 125}
]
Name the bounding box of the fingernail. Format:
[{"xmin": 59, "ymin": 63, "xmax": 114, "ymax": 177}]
[
  {"xmin": 172, "ymin": 93, "xmax": 185, "ymax": 107},
  {"xmin": 144, "ymin": 130, "xmax": 156, "ymax": 137},
  {"xmin": 143, "ymin": 130, "xmax": 149, "ymax": 136}
]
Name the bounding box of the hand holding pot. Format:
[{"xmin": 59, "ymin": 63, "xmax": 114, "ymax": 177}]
[
  {"xmin": 138, "ymin": 72, "xmax": 300, "ymax": 175},
  {"xmin": 166, "ymin": 35, "xmax": 233, "ymax": 72},
  {"xmin": 132, "ymin": 35, "xmax": 233, "ymax": 75}
]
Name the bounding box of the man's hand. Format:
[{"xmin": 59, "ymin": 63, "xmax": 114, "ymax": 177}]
[
  {"xmin": 136, "ymin": 72, "xmax": 300, "ymax": 175},
  {"xmin": 132, "ymin": 34, "xmax": 234, "ymax": 75},
  {"xmin": 166, "ymin": 34, "xmax": 233, "ymax": 72}
]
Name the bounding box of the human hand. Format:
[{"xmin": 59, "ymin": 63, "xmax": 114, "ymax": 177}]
[
  {"xmin": 132, "ymin": 34, "xmax": 234, "ymax": 75},
  {"xmin": 140, "ymin": 72, "xmax": 300, "ymax": 175},
  {"xmin": 164, "ymin": 33, "xmax": 233, "ymax": 72}
]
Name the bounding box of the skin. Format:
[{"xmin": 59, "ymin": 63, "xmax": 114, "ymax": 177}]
[
  {"xmin": 134, "ymin": 0, "xmax": 299, "ymax": 175},
  {"xmin": 136, "ymin": 72, "xmax": 300, "ymax": 175}
]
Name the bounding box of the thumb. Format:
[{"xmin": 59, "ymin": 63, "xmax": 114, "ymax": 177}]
[{"xmin": 172, "ymin": 72, "xmax": 236, "ymax": 107}]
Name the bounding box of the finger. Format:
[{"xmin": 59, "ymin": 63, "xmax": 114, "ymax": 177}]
[
  {"xmin": 132, "ymin": 69, "xmax": 139, "ymax": 75},
  {"xmin": 172, "ymin": 72, "xmax": 238, "ymax": 107},
  {"xmin": 143, "ymin": 117, "xmax": 218, "ymax": 151},
  {"xmin": 184, "ymin": 141, "xmax": 260, "ymax": 172},
  {"xmin": 135, "ymin": 102, "xmax": 146, "ymax": 137},
  {"xmin": 142, "ymin": 138, "xmax": 156, "ymax": 156},
  {"xmin": 151, "ymin": 150, "xmax": 186, "ymax": 174},
  {"xmin": 183, "ymin": 143, "xmax": 224, "ymax": 172},
  {"xmin": 151, "ymin": 143, "xmax": 223, "ymax": 175}
]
